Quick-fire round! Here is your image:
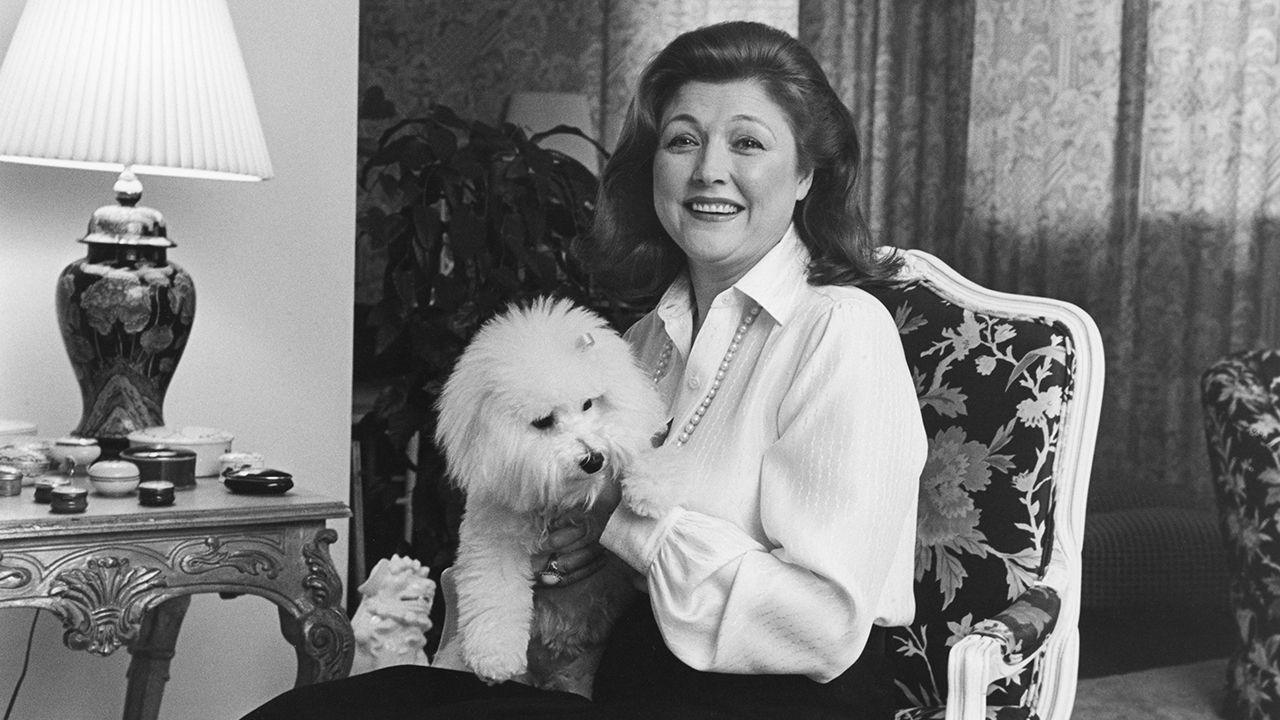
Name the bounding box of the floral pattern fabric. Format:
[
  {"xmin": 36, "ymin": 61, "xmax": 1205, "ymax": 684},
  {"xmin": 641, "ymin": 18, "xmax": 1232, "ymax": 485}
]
[
  {"xmin": 1201, "ymin": 350, "xmax": 1280, "ymax": 720},
  {"xmin": 865, "ymin": 276, "xmax": 1076, "ymax": 719}
]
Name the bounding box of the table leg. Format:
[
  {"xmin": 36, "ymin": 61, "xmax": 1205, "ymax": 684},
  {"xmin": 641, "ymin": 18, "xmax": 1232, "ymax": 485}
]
[
  {"xmin": 123, "ymin": 594, "xmax": 192, "ymax": 720},
  {"xmin": 275, "ymin": 529, "xmax": 354, "ymax": 685}
]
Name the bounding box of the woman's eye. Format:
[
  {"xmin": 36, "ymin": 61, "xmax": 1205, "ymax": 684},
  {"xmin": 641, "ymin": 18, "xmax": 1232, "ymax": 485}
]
[
  {"xmin": 665, "ymin": 134, "xmax": 697, "ymax": 150},
  {"xmin": 531, "ymin": 414, "xmax": 555, "ymax": 430},
  {"xmin": 733, "ymin": 136, "xmax": 764, "ymax": 151},
  {"xmin": 582, "ymin": 398, "xmax": 594, "ymax": 411}
]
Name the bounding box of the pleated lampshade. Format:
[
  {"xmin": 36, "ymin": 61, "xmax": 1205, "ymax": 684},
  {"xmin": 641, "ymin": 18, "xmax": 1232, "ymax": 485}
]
[{"xmin": 0, "ymin": 0, "xmax": 272, "ymax": 181}]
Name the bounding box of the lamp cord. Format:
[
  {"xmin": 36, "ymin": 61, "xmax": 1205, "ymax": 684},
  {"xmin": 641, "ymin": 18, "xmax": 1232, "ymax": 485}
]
[{"xmin": 4, "ymin": 610, "xmax": 39, "ymax": 720}]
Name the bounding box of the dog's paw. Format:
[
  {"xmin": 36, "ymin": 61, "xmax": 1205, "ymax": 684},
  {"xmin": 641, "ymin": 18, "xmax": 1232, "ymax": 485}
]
[
  {"xmin": 620, "ymin": 448, "xmax": 686, "ymax": 518},
  {"xmin": 466, "ymin": 646, "xmax": 528, "ymax": 685},
  {"xmin": 621, "ymin": 477, "xmax": 673, "ymax": 518}
]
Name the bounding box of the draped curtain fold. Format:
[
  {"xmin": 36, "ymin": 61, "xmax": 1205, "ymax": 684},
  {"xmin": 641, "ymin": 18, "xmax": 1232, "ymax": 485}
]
[
  {"xmin": 799, "ymin": 0, "xmax": 974, "ymax": 257},
  {"xmin": 810, "ymin": 0, "xmax": 1280, "ymax": 510}
]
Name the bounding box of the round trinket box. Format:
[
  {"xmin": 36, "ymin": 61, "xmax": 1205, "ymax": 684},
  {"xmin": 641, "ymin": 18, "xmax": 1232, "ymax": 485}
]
[
  {"xmin": 88, "ymin": 460, "xmax": 141, "ymax": 497},
  {"xmin": 49, "ymin": 485, "xmax": 89, "ymax": 514},
  {"xmin": 119, "ymin": 445, "xmax": 197, "ymax": 489},
  {"xmin": 138, "ymin": 480, "xmax": 176, "ymax": 507},
  {"xmin": 33, "ymin": 476, "xmax": 71, "ymax": 504},
  {"xmin": 218, "ymin": 451, "xmax": 265, "ymax": 476},
  {"xmin": 0, "ymin": 466, "xmax": 22, "ymax": 497},
  {"xmin": 223, "ymin": 467, "xmax": 293, "ymax": 495}
]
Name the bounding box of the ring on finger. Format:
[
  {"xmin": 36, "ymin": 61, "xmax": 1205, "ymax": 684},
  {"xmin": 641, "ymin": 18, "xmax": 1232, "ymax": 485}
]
[{"xmin": 538, "ymin": 555, "xmax": 567, "ymax": 586}]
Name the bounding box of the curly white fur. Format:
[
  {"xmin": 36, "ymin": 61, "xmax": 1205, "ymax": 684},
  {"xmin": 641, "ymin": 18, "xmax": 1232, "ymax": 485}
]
[{"xmin": 434, "ymin": 297, "xmax": 666, "ymax": 695}]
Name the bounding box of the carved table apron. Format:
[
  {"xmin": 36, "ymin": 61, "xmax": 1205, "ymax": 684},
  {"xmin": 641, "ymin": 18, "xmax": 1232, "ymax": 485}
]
[{"xmin": 0, "ymin": 483, "xmax": 353, "ymax": 720}]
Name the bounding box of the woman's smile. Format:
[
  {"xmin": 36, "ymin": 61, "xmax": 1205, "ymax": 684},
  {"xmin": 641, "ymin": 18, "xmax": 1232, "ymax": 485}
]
[{"xmin": 684, "ymin": 196, "xmax": 745, "ymax": 220}]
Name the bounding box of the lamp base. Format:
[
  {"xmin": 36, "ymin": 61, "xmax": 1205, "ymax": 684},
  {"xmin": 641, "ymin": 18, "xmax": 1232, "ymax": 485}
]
[{"xmin": 55, "ymin": 190, "xmax": 195, "ymax": 447}]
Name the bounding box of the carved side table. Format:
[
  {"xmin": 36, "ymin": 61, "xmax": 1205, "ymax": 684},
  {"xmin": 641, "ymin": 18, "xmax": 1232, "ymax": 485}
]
[{"xmin": 0, "ymin": 482, "xmax": 353, "ymax": 720}]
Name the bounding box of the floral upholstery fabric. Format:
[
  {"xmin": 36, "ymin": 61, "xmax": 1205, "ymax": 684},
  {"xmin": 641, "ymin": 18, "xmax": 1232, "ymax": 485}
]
[
  {"xmin": 864, "ymin": 277, "xmax": 1076, "ymax": 719},
  {"xmin": 1201, "ymin": 350, "xmax": 1280, "ymax": 720}
]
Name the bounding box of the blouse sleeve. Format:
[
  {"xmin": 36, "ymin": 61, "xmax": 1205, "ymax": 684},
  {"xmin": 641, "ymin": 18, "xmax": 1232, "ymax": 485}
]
[{"xmin": 602, "ymin": 296, "xmax": 926, "ymax": 682}]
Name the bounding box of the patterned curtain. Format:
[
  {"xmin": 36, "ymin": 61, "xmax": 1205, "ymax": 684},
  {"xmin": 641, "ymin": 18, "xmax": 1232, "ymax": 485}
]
[
  {"xmin": 798, "ymin": 0, "xmax": 975, "ymax": 255},
  {"xmin": 965, "ymin": 0, "xmax": 1280, "ymax": 510},
  {"xmin": 810, "ymin": 0, "xmax": 1280, "ymax": 511}
]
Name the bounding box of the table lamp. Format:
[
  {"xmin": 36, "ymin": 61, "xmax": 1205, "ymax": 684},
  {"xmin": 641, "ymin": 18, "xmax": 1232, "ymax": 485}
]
[{"xmin": 0, "ymin": 0, "xmax": 272, "ymax": 455}]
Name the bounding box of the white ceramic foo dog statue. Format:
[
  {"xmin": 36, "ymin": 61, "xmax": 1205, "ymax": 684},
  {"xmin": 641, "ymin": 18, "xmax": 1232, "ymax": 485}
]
[{"xmin": 350, "ymin": 555, "xmax": 436, "ymax": 675}]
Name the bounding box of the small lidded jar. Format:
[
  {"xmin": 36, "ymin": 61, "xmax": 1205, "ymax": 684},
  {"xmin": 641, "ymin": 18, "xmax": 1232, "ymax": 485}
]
[
  {"xmin": 138, "ymin": 480, "xmax": 176, "ymax": 507},
  {"xmin": 88, "ymin": 460, "xmax": 141, "ymax": 497},
  {"xmin": 49, "ymin": 485, "xmax": 89, "ymax": 514},
  {"xmin": 0, "ymin": 465, "xmax": 22, "ymax": 497},
  {"xmin": 33, "ymin": 476, "xmax": 71, "ymax": 504}
]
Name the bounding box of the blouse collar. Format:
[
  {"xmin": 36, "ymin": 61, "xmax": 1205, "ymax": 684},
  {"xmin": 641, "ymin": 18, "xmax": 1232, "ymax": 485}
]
[{"xmin": 655, "ymin": 224, "xmax": 810, "ymax": 328}]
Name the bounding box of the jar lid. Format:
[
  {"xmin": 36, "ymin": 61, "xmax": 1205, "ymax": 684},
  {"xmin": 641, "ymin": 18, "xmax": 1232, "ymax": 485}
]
[
  {"xmin": 89, "ymin": 460, "xmax": 140, "ymax": 479},
  {"xmin": 81, "ymin": 199, "xmax": 175, "ymax": 248},
  {"xmin": 138, "ymin": 480, "xmax": 176, "ymax": 490},
  {"xmin": 55, "ymin": 436, "xmax": 99, "ymax": 447},
  {"xmin": 51, "ymin": 485, "xmax": 88, "ymax": 498},
  {"xmin": 121, "ymin": 445, "xmax": 197, "ymax": 460},
  {"xmin": 0, "ymin": 465, "xmax": 21, "ymax": 481}
]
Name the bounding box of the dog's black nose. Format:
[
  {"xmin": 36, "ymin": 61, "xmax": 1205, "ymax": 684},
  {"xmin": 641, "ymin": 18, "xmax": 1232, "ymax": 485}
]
[{"xmin": 579, "ymin": 451, "xmax": 605, "ymax": 474}]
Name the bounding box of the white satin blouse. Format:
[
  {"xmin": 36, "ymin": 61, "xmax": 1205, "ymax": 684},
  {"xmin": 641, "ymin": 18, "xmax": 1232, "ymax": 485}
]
[{"xmin": 600, "ymin": 226, "xmax": 927, "ymax": 683}]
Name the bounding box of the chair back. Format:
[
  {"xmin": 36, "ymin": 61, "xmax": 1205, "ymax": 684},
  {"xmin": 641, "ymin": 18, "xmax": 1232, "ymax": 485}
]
[{"xmin": 864, "ymin": 248, "xmax": 1103, "ymax": 719}]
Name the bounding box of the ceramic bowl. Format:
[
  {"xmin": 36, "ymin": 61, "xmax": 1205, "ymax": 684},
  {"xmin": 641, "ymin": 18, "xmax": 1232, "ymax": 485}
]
[
  {"xmin": 126, "ymin": 426, "xmax": 233, "ymax": 478},
  {"xmin": 0, "ymin": 440, "xmax": 53, "ymax": 484},
  {"xmin": 88, "ymin": 460, "xmax": 141, "ymax": 497},
  {"xmin": 48, "ymin": 436, "xmax": 100, "ymax": 475}
]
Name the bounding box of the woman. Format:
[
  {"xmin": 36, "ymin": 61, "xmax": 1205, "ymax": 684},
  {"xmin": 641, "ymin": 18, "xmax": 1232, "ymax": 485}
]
[{"xmin": 243, "ymin": 20, "xmax": 924, "ymax": 720}]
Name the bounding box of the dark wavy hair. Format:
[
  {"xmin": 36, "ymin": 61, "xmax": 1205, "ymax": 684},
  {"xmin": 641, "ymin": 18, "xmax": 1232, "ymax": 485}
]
[{"xmin": 580, "ymin": 21, "xmax": 901, "ymax": 301}]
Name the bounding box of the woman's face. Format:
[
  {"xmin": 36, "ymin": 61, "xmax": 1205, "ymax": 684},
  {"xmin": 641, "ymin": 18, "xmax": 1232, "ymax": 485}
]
[{"xmin": 652, "ymin": 79, "xmax": 812, "ymax": 282}]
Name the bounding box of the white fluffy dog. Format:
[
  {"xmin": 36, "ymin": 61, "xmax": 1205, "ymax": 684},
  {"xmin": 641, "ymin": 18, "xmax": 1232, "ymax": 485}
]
[{"xmin": 433, "ymin": 297, "xmax": 665, "ymax": 695}]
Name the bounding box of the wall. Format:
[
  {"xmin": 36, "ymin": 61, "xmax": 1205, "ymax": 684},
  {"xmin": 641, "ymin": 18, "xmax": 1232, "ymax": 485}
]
[{"xmin": 0, "ymin": 1, "xmax": 357, "ymax": 718}]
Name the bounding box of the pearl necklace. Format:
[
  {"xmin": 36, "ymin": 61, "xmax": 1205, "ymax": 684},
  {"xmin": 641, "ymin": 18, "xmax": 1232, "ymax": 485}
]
[{"xmin": 652, "ymin": 303, "xmax": 762, "ymax": 447}]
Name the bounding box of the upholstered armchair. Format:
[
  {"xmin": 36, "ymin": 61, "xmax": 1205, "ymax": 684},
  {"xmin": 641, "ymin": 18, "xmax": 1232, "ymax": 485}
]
[
  {"xmin": 865, "ymin": 248, "xmax": 1104, "ymax": 720},
  {"xmin": 1201, "ymin": 349, "xmax": 1280, "ymax": 720}
]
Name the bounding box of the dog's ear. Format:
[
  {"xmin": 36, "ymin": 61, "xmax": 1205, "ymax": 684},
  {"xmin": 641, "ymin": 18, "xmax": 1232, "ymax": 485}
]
[
  {"xmin": 435, "ymin": 359, "xmax": 500, "ymax": 496},
  {"xmin": 596, "ymin": 335, "xmax": 669, "ymax": 451}
]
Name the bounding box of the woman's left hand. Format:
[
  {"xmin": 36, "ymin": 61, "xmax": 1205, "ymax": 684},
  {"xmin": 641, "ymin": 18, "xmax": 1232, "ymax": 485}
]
[{"xmin": 532, "ymin": 484, "xmax": 619, "ymax": 588}]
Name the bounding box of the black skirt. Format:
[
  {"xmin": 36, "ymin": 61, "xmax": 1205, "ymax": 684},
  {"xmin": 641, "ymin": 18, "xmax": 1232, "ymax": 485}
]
[{"xmin": 240, "ymin": 602, "xmax": 892, "ymax": 720}]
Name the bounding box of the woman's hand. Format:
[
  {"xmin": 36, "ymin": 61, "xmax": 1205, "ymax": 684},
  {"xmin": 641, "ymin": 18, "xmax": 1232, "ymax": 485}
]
[{"xmin": 532, "ymin": 484, "xmax": 619, "ymax": 588}]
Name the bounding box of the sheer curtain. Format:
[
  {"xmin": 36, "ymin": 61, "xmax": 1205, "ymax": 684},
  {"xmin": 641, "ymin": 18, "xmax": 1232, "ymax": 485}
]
[{"xmin": 808, "ymin": 0, "xmax": 1280, "ymax": 510}]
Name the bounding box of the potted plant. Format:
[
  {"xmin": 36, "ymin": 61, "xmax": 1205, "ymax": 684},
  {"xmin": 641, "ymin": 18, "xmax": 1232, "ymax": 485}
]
[{"xmin": 353, "ymin": 87, "xmax": 636, "ymax": 638}]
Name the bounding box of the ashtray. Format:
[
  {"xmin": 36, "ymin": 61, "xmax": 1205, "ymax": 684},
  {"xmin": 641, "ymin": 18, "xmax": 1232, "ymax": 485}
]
[{"xmin": 223, "ymin": 468, "xmax": 293, "ymax": 495}]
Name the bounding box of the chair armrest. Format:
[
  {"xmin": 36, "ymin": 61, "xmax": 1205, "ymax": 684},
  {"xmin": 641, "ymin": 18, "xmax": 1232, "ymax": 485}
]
[
  {"xmin": 944, "ymin": 586, "xmax": 1062, "ymax": 720},
  {"xmin": 971, "ymin": 585, "xmax": 1061, "ymax": 663}
]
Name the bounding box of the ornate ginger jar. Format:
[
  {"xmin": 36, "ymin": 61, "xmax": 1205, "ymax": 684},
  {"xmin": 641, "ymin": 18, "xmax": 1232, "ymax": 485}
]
[{"xmin": 55, "ymin": 189, "xmax": 195, "ymax": 456}]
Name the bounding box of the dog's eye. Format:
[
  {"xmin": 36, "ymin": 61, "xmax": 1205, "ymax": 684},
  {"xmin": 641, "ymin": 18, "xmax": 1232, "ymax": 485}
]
[
  {"xmin": 531, "ymin": 414, "xmax": 555, "ymax": 430},
  {"xmin": 582, "ymin": 398, "xmax": 593, "ymax": 411}
]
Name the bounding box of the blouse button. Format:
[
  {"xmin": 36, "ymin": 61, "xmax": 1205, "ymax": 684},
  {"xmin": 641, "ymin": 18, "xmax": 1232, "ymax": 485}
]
[{"xmin": 687, "ymin": 376, "xmax": 701, "ymax": 390}]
